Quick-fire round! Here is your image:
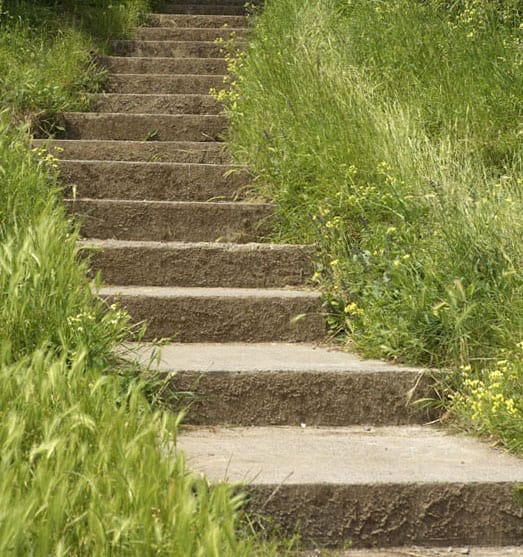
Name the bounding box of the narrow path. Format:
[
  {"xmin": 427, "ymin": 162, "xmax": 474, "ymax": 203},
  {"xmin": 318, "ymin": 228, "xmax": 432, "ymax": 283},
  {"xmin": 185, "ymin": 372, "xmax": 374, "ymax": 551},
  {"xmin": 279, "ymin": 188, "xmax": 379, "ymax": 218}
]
[{"xmin": 35, "ymin": 0, "xmax": 523, "ymax": 551}]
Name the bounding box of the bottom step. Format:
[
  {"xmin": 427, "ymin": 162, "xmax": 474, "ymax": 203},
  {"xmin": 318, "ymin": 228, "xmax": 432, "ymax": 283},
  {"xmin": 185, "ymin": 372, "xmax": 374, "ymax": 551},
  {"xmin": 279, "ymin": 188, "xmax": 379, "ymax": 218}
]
[{"xmin": 177, "ymin": 426, "xmax": 523, "ymax": 548}]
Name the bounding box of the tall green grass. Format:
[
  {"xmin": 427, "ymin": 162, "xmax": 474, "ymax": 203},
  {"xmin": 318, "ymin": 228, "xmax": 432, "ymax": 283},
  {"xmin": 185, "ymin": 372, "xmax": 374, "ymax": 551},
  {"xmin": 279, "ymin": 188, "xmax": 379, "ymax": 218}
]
[
  {"xmin": 223, "ymin": 0, "xmax": 523, "ymax": 451},
  {"xmin": 0, "ymin": 0, "xmax": 161, "ymax": 122},
  {"xmin": 0, "ymin": 2, "xmax": 284, "ymax": 553},
  {"xmin": 0, "ymin": 121, "xmax": 130, "ymax": 363},
  {"xmin": 0, "ymin": 343, "xmax": 281, "ymax": 555}
]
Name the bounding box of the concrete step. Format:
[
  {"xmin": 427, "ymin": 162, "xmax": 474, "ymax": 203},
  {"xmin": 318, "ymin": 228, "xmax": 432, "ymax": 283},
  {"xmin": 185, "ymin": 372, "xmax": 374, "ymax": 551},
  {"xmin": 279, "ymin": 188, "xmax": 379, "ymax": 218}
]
[
  {"xmin": 71, "ymin": 199, "xmax": 273, "ymax": 242},
  {"xmin": 55, "ymin": 113, "xmax": 227, "ymax": 141},
  {"xmin": 178, "ymin": 425, "xmax": 523, "ymax": 547},
  {"xmin": 111, "ymin": 40, "xmax": 236, "ymax": 58},
  {"xmin": 105, "ymin": 74, "xmax": 227, "ymax": 95},
  {"xmin": 127, "ymin": 342, "xmax": 435, "ymax": 426},
  {"xmin": 91, "ymin": 93, "xmax": 221, "ymax": 115},
  {"xmin": 100, "ymin": 286, "xmax": 325, "ymax": 342},
  {"xmin": 82, "ymin": 239, "xmax": 314, "ymax": 288},
  {"xmin": 160, "ymin": 5, "xmax": 248, "ymax": 15},
  {"xmin": 58, "ymin": 160, "xmax": 250, "ymax": 201},
  {"xmin": 97, "ymin": 56, "xmax": 228, "ymax": 75},
  {"xmin": 134, "ymin": 26, "xmax": 247, "ymax": 41},
  {"xmin": 146, "ymin": 14, "xmax": 247, "ymax": 28},
  {"xmin": 32, "ymin": 140, "xmax": 230, "ymax": 164}
]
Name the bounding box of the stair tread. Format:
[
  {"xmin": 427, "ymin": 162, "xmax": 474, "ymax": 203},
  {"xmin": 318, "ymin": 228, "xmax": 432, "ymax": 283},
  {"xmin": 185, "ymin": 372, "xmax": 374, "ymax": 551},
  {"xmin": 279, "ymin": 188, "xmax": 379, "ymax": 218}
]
[
  {"xmin": 100, "ymin": 56, "xmax": 225, "ymax": 61},
  {"xmin": 35, "ymin": 139, "xmax": 225, "ymax": 148},
  {"xmin": 99, "ymin": 285, "xmax": 320, "ymax": 298},
  {"xmin": 139, "ymin": 25, "xmax": 246, "ymax": 29},
  {"xmin": 80, "ymin": 238, "xmax": 310, "ymax": 250},
  {"xmin": 146, "ymin": 14, "xmax": 248, "ymax": 27},
  {"xmin": 59, "ymin": 159, "xmax": 243, "ymax": 168},
  {"xmin": 106, "ymin": 73, "xmax": 227, "ymax": 77},
  {"xmin": 178, "ymin": 425, "xmax": 523, "ymax": 485},
  {"xmin": 122, "ymin": 341, "xmax": 424, "ymax": 374},
  {"xmin": 97, "ymin": 56, "xmax": 228, "ymax": 74},
  {"xmin": 74, "ymin": 198, "xmax": 272, "ymax": 207},
  {"xmin": 93, "ymin": 93, "xmax": 219, "ymax": 97},
  {"xmin": 60, "ymin": 111, "xmax": 226, "ymax": 118}
]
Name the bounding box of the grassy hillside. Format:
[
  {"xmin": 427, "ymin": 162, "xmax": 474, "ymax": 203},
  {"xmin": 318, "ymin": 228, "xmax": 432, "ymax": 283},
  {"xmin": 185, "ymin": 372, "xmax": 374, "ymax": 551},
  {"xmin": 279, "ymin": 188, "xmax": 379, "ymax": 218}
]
[
  {"xmin": 222, "ymin": 0, "xmax": 523, "ymax": 452},
  {"xmin": 0, "ymin": 2, "xmax": 283, "ymax": 553},
  {"xmin": 0, "ymin": 0, "xmax": 157, "ymax": 124}
]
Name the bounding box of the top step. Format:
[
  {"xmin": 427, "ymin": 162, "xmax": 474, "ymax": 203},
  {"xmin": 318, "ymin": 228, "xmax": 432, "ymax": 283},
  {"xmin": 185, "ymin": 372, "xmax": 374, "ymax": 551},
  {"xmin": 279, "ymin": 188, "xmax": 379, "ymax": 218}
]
[
  {"xmin": 160, "ymin": 4, "xmax": 249, "ymax": 15},
  {"xmin": 146, "ymin": 14, "xmax": 248, "ymax": 28}
]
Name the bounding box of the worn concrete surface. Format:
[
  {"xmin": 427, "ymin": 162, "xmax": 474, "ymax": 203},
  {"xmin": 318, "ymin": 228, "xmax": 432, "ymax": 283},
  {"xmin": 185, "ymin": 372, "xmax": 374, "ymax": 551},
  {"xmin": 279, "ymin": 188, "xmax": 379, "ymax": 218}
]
[
  {"xmin": 124, "ymin": 341, "xmax": 435, "ymax": 425},
  {"xmin": 92, "ymin": 93, "xmax": 222, "ymax": 114},
  {"xmin": 161, "ymin": 5, "xmax": 248, "ymax": 15},
  {"xmin": 178, "ymin": 427, "xmax": 523, "ymax": 545},
  {"xmin": 58, "ymin": 159, "xmax": 250, "ymax": 201},
  {"xmin": 33, "ymin": 139, "xmax": 229, "ymax": 163},
  {"xmin": 71, "ymin": 199, "xmax": 273, "ymax": 242},
  {"xmin": 246, "ymin": 481, "xmax": 523, "ymax": 547},
  {"xmin": 134, "ymin": 26, "xmax": 247, "ymax": 41},
  {"xmin": 100, "ymin": 286, "xmax": 325, "ymax": 342},
  {"xmin": 81, "ymin": 239, "xmax": 314, "ymax": 287},
  {"xmin": 97, "ymin": 55, "xmax": 229, "ymax": 75},
  {"xmin": 55, "ymin": 112, "xmax": 227, "ymax": 141},
  {"xmin": 146, "ymin": 14, "xmax": 247, "ymax": 28},
  {"xmin": 132, "ymin": 341, "xmax": 422, "ymax": 373},
  {"xmin": 111, "ymin": 39, "xmax": 228, "ymax": 58},
  {"xmin": 105, "ymin": 73, "xmax": 227, "ymax": 94},
  {"xmin": 178, "ymin": 425, "xmax": 523, "ymax": 484}
]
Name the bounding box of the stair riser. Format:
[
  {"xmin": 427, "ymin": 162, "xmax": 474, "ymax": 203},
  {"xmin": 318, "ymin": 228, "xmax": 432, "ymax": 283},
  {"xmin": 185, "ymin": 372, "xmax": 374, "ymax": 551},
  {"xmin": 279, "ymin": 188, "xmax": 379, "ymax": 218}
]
[
  {"xmin": 102, "ymin": 294, "xmax": 325, "ymax": 342},
  {"xmin": 85, "ymin": 244, "xmax": 314, "ymax": 288},
  {"xmin": 134, "ymin": 27, "xmax": 247, "ymax": 41},
  {"xmin": 146, "ymin": 14, "xmax": 247, "ymax": 28},
  {"xmin": 105, "ymin": 75, "xmax": 228, "ymax": 95},
  {"xmin": 56, "ymin": 114, "xmax": 227, "ymax": 141},
  {"xmin": 246, "ymin": 483, "xmax": 523, "ymax": 548},
  {"xmin": 33, "ymin": 140, "xmax": 229, "ymax": 164},
  {"xmin": 59, "ymin": 160, "xmax": 249, "ymax": 201},
  {"xmin": 70, "ymin": 200, "xmax": 273, "ymax": 242},
  {"xmin": 92, "ymin": 94, "xmax": 222, "ymax": 115},
  {"xmin": 168, "ymin": 371, "xmax": 436, "ymax": 426},
  {"xmin": 111, "ymin": 40, "xmax": 233, "ymax": 58},
  {"xmin": 98, "ymin": 56, "xmax": 228, "ymax": 75}
]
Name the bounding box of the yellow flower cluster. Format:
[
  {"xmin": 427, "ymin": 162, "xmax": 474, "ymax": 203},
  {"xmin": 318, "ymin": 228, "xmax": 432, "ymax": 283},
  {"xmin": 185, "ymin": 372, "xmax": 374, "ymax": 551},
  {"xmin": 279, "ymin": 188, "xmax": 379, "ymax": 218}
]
[
  {"xmin": 344, "ymin": 302, "xmax": 364, "ymax": 316},
  {"xmin": 32, "ymin": 145, "xmax": 60, "ymax": 170},
  {"xmin": 452, "ymin": 359, "xmax": 522, "ymax": 428},
  {"xmin": 210, "ymin": 31, "xmax": 246, "ymax": 111}
]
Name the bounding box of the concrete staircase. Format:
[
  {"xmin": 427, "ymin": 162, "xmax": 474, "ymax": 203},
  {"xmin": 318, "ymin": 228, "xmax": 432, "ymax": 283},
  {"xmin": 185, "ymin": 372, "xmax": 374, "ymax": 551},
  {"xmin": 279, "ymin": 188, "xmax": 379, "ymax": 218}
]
[{"xmin": 36, "ymin": 0, "xmax": 523, "ymax": 552}]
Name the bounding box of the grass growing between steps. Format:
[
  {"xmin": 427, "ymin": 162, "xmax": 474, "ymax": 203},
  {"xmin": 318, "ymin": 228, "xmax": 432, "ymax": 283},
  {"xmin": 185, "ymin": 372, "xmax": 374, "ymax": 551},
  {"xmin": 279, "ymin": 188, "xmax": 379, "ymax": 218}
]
[
  {"xmin": 221, "ymin": 0, "xmax": 523, "ymax": 453},
  {"xmin": 0, "ymin": 3, "xmax": 286, "ymax": 554}
]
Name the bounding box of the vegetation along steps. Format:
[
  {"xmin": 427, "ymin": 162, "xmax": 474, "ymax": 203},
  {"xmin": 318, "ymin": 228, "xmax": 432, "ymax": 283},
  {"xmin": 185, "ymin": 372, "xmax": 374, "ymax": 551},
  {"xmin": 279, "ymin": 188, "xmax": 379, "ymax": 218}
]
[{"xmin": 46, "ymin": 0, "xmax": 522, "ymax": 551}]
